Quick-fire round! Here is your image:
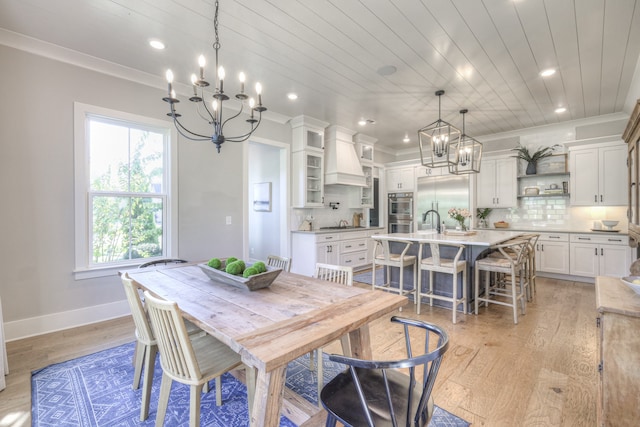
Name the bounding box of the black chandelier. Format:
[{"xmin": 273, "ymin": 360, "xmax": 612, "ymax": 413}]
[
  {"xmin": 162, "ymin": 0, "xmax": 266, "ymax": 153},
  {"xmin": 418, "ymin": 90, "xmax": 461, "ymax": 169}
]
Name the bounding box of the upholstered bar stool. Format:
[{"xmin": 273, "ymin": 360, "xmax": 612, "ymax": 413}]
[
  {"xmin": 416, "ymin": 242, "xmax": 467, "ymax": 324},
  {"xmin": 371, "ymin": 237, "xmax": 417, "ymax": 309},
  {"xmin": 475, "ymin": 239, "xmax": 528, "ymax": 324}
]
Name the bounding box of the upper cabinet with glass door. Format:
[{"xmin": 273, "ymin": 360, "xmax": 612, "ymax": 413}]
[
  {"xmin": 354, "ymin": 133, "xmax": 377, "ymax": 207},
  {"xmin": 290, "ymin": 115, "xmax": 327, "ymax": 153}
]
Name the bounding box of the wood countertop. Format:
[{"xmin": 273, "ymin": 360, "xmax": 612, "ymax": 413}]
[{"xmin": 596, "ymin": 276, "xmax": 640, "ymax": 318}]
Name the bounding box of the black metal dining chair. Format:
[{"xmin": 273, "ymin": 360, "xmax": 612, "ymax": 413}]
[{"xmin": 320, "ymin": 317, "xmax": 449, "ymax": 427}]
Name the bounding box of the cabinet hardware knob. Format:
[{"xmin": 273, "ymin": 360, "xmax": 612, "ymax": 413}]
[{"xmin": 595, "ymin": 248, "xmax": 598, "ymax": 256}]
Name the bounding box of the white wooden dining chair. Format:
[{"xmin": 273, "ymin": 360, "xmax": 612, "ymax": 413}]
[
  {"xmin": 121, "ymin": 273, "xmax": 207, "ymax": 421},
  {"xmin": 120, "ymin": 272, "xmax": 159, "ymax": 421},
  {"xmin": 144, "ymin": 291, "xmax": 253, "ymax": 427},
  {"xmin": 266, "ymin": 254, "xmax": 291, "ymax": 272},
  {"xmin": 310, "ymin": 263, "xmax": 354, "ymax": 405}
]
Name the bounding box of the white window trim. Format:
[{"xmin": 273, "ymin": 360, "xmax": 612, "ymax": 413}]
[{"xmin": 73, "ymin": 102, "xmax": 178, "ymax": 279}]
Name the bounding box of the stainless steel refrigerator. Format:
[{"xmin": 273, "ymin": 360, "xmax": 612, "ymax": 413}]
[{"xmin": 416, "ymin": 174, "xmax": 470, "ymax": 231}]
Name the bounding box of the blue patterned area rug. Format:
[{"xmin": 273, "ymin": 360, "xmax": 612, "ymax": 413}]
[
  {"xmin": 32, "ymin": 341, "xmax": 469, "ymax": 426},
  {"xmin": 354, "ymin": 267, "xmax": 384, "ymax": 285}
]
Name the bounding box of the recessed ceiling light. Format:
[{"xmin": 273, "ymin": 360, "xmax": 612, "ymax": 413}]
[
  {"xmin": 358, "ymin": 119, "xmax": 367, "ymax": 126},
  {"xmin": 540, "ymin": 68, "xmax": 556, "ymax": 77},
  {"xmin": 555, "ymin": 107, "xmax": 567, "ymax": 113},
  {"xmin": 403, "ymin": 134, "xmax": 411, "ymax": 143},
  {"xmin": 287, "ymin": 93, "xmax": 298, "ymax": 100},
  {"xmin": 149, "ymin": 39, "xmax": 165, "ymax": 50}
]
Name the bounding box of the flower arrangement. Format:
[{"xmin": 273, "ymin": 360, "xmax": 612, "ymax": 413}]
[{"xmin": 448, "ymin": 207, "xmax": 471, "ymax": 231}]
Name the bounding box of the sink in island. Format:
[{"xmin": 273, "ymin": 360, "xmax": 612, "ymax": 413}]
[{"xmin": 372, "ymin": 230, "xmax": 528, "ymax": 313}]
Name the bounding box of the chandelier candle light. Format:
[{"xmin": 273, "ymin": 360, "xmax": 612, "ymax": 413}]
[
  {"xmin": 418, "ymin": 90, "xmax": 461, "ymax": 169},
  {"xmin": 162, "ymin": 0, "xmax": 266, "ymax": 153}
]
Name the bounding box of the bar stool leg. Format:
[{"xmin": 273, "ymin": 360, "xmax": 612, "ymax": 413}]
[
  {"xmin": 452, "ymin": 272, "xmax": 457, "ymax": 324},
  {"xmin": 462, "ymin": 266, "xmax": 468, "ymax": 315}
]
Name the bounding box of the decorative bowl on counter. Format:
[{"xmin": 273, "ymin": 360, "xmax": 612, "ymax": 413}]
[
  {"xmin": 198, "ymin": 262, "xmax": 282, "ymax": 291},
  {"xmin": 601, "ymin": 220, "xmax": 619, "ymax": 229},
  {"xmin": 494, "ymin": 221, "xmax": 509, "ymax": 228},
  {"xmin": 621, "ymin": 276, "xmax": 640, "ymax": 295}
]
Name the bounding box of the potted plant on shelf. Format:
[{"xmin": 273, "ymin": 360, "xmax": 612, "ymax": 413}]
[{"xmin": 511, "ymin": 144, "xmax": 558, "ymax": 175}]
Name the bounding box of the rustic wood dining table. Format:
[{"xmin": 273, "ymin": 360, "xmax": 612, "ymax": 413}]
[{"xmin": 124, "ymin": 263, "xmax": 406, "ymax": 427}]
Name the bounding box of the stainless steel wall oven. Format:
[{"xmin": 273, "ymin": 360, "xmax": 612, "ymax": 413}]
[{"xmin": 388, "ymin": 192, "xmax": 413, "ymax": 233}]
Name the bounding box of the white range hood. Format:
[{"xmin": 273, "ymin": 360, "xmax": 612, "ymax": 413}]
[{"xmin": 324, "ymin": 125, "xmax": 366, "ymax": 187}]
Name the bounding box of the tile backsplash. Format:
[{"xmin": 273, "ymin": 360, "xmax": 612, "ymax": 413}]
[
  {"xmin": 292, "ymin": 186, "xmax": 365, "ymax": 230},
  {"xmin": 484, "ymin": 200, "xmax": 628, "ymax": 231}
]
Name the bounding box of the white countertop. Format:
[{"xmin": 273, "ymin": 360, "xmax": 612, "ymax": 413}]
[
  {"xmin": 373, "ymin": 230, "xmax": 526, "ymax": 246},
  {"xmin": 291, "ymin": 226, "xmax": 385, "ymax": 235},
  {"xmin": 476, "ymin": 226, "xmax": 628, "ymax": 235}
]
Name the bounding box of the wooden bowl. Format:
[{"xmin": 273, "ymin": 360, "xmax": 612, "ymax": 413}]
[
  {"xmin": 494, "ymin": 222, "xmax": 509, "ymax": 228},
  {"xmin": 198, "ymin": 262, "xmax": 282, "ymax": 291}
]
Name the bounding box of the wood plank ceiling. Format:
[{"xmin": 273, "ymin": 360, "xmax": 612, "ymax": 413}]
[{"xmin": 1, "ymin": 0, "xmax": 639, "ymax": 150}]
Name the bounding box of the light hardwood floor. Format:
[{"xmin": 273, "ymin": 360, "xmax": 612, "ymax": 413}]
[{"xmin": 0, "ymin": 276, "xmax": 597, "ymax": 426}]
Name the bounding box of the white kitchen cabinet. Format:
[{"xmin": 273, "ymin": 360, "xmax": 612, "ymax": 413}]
[
  {"xmin": 569, "ymin": 143, "xmax": 627, "ymax": 206},
  {"xmin": 353, "ymin": 134, "xmax": 376, "ymax": 208},
  {"xmin": 290, "ymin": 116, "xmax": 329, "ymax": 208},
  {"xmin": 386, "ymin": 167, "xmax": 415, "ymax": 192},
  {"xmin": 292, "ymin": 151, "xmax": 324, "ymax": 208},
  {"xmin": 355, "ymin": 134, "xmax": 375, "ymax": 164},
  {"xmin": 291, "ymin": 230, "xmax": 379, "ymax": 276},
  {"xmin": 476, "ymin": 156, "xmax": 517, "ymax": 208},
  {"xmin": 535, "ymin": 233, "xmax": 570, "ymax": 274},
  {"xmin": 316, "ymin": 241, "xmax": 339, "ymax": 265},
  {"xmin": 360, "ymin": 164, "xmax": 374, "ymax": 207},
  {"xmin": 291, "ymin": 232, "xmax": 339, "ymax": 276},
  {"xmin": 338, "ymin": 231, "xmax": 369, "ymax": 269},
  {"xmin": 290, "ymin": 115, "xmax": 327, "ymax": 153},
  {"xmin": 569, "ymin": 234, "xmax": 632, "ymax": 278},
  {"xmin": 415, "ymin": 165, "xmax": 445, "ymax": 178}
]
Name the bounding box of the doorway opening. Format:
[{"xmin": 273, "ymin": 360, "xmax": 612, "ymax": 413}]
[{"xmin": 245, "ymin": 139, "xmax": 290, "ymax": 262}]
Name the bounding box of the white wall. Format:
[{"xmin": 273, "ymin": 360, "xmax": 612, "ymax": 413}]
[{"xmin": 0, "ymin": 44, "xmax": 290, "ymax": 340}]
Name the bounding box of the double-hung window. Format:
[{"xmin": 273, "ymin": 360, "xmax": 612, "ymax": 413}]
[{"xmin": 74, "ymin": 103, "xmax": 177, "ymax": 278}]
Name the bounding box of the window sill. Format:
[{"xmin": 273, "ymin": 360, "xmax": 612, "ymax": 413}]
[{"xmin": 74, "ymin": 264, "xmax": 139, "ymax": 280}]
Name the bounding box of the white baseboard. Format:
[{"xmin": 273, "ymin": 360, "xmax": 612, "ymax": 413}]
[{"xmin": 4, "ymin": 300, "xmax": 131, "ymax": 342}]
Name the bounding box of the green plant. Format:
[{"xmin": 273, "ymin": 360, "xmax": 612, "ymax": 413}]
[
  {"xmin": 511, "ymin": 144, "xmax": 558, "ymax": 163},
  {"xmin": 476, "ymin": 208, "xmax": 492, "ymax": 219}
]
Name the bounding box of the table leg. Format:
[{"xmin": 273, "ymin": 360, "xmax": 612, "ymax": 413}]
[
  {"xmin": 250, "ymin": 365, "xmax": 287, "ymax": 427},
  {"xmin": 347, "ymin": 325, "xmax": 372, "ymax": 359}
]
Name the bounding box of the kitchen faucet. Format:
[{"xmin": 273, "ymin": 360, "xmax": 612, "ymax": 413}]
[
  {"xmin": 338, "ymin": 219, "xmax": 349, "ymax": 228},
  {"xmin": 422, "ymin": 209, "xmax": 441, "ymax": 233}
]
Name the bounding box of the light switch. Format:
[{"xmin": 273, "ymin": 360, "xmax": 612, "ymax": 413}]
[{"xmin": 226, "ymin": 216, "xmax": 232, "ymax": 225}]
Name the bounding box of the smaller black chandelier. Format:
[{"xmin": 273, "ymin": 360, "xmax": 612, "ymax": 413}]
[
  {"xmin": 162, "ymin": 0, "xmax": 266, "ymax": 153},
  {"xmin": 449, "ymin": 109, "xmax": 483, "ymax": 175}
]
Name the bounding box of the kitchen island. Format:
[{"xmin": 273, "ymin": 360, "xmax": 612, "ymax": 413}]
[{"xmin": 372, "ymin": 230, "xmax": 527, "ymax": 313}]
